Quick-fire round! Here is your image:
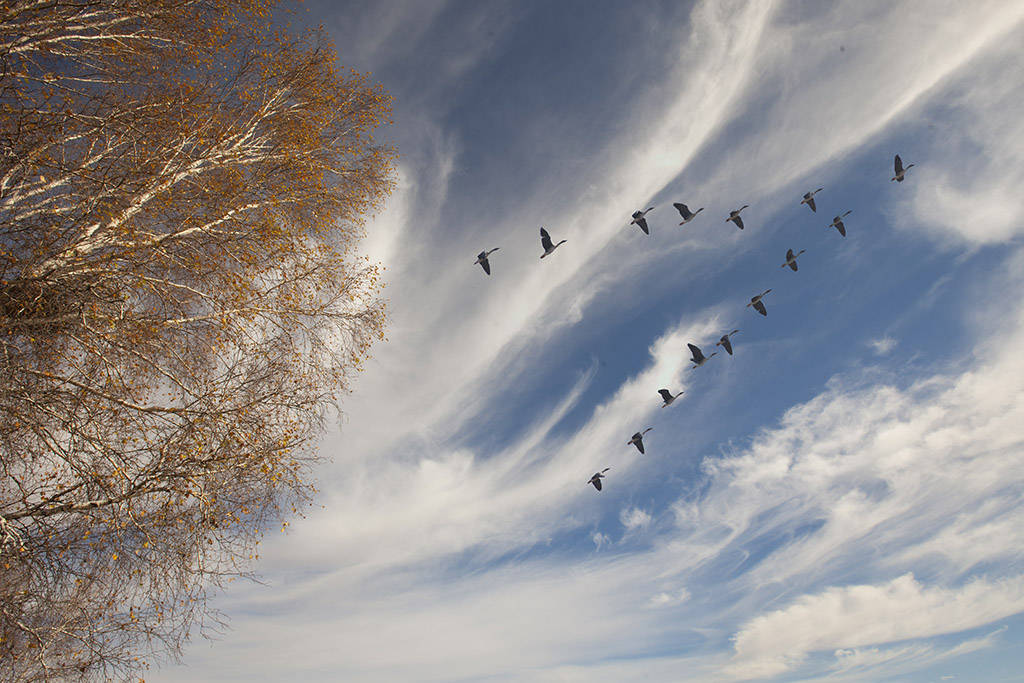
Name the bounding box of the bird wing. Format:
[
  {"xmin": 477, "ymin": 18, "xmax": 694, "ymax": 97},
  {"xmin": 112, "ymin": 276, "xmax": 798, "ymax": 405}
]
[
  {"xmin": 593, "ymin": 478, "xmax": 602, "ymax": 491},
  {"xmin": 733, "ymin": 215, "xmax": 744, "ymax": 229},
  {"xmin": 480, "ymin": 258, "xmax": 491, "ymax": 275},
  {"xmin": 789, "ymin": 260, "xmax": 798, "ymax": 271},
  {"xmin": 687, "ymin": 343, "xmax": 703, "ymax": 362},
  {"xmin": 836, "ymin": 221, "xmax": 846, "ymax": 237},
  {"xmin": 658, "ymin": 389, "xmax": 672, "ymax": 401},
  {"xmin": 722, "ymin": 337, "xmax": 733, "ymax": 355},
  {"xmin": 894, "ymin": 154, "xmax": 903, "ymax": 174},
  {"xmin": 808, "ymin": 197, "xmax": 816, "ymax": 212},
  {"xmin": 540, "ymin": 228, "xmax": 553, "ymax": 250},
  {"xmin": 673, "ymin": 202, "xmax": 690, "ymax": 218},
  {"xmin": 635, "ymin": 439, "xmax": 645, "ymax": 454},
  {"xmin": 786, "ymin": 248, "xmax": 794, "ymax": 260},
  {"xmin": 753, "ymin": 300, "xmax": 767, "ymax": 316},
  {"xmin": 637, "ymin": 217, "xmax": 649, "ymax": 235}
]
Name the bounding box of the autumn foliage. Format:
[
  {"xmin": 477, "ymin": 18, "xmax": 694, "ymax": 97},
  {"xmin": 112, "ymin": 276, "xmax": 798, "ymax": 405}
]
[{"xmin": 0, "ymin": 0, "xmax": 395, "ymax": 678}]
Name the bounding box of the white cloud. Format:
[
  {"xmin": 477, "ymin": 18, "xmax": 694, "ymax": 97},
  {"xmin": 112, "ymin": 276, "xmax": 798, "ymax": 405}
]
[
  {"xmin": 868, "ymin": 336, "xmax": 898, "ymax": 355},
  {"xmin": 620, "ymin": 506, "xmax": 652, "ymax": 532},
  {"xmin": 827, "ymin": 627, "xmax": 1002, "ymax": 680},
  {"xmin": 728, "ymin": 574, "xmax": 1024, "ymax": 678},
  {"xmin": 902, "ymin": 38, "xmax": 1024, "ymax": 245},
  {"xmin": 648, "ymin": 588, "xmax": 690, "ymax": 608}
]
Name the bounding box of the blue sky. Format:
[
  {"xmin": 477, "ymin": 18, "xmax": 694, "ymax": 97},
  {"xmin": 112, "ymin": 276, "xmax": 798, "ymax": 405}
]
[{"xmin": 158, "ymin": 1, "xmax": 1024, "ymax": 680}]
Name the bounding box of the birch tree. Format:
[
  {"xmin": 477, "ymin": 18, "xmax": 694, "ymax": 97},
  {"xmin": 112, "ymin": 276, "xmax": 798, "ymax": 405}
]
[{"xmin": 0, "ymin": 1, "xmax": 395, "ymax": 679}]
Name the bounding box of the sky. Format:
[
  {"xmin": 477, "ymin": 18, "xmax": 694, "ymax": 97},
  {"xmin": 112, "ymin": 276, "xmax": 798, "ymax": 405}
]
[{"xmin": 158, "ymin": 1, "xmax": 1024, "ymax": 681}]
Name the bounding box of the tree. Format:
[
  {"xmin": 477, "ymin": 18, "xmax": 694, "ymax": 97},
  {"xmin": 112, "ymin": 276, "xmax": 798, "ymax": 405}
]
[{"xmin": 0, "ymin": 1, "xmax": 395, "ymax": 678}]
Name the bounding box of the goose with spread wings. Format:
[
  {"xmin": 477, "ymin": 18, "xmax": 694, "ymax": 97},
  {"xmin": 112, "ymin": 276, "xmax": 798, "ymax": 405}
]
[
  {"xmin": 539, "ymin": 227, "xmax": 566, "ymax": 258},
  {"xmin": 827, "ymin": 210, "xmax": 852, "ymax": 237},
  {"xmin": 801, "ymin": 187, "xmax": 823, "ymax": 212},
  {"xmin": 781, "ymin": 248, "xmax": 806, "ymax": 271},
  {"xmin": 630, "ymin": 207, "xmax": 655, "ymax": 235},
  {"xmin": 716, "ymin": 329, "xmax": 740, "ymax": 355},
  {"xmin": 687, "ymin": 343, "xmax": 717, "ymax": 368},
  {"xmin": 747, "ymin": 289, "xmax": 772, "ymax": 317},
  {"xmin": 474, "ymin": 248, "xmax": 500, "ymax": 275},
  {"xmin": 673, "ymin": 202, "xmax": 704, "ymax": 225},
  {"xmin": 891, "ymin": 154, "xmax": 915, "ymax": 182},
  {"xmin": 588, "ymin": 468, "xmax": 611, "ymax": 491},
  {"xmin": 659, "ymin": 388, "xmax": 684, "ymax": 408},
  {"xmin": 627, "ymin": 428, "xmax": 653, "ymax": 454},
  {"xmin": 726, "ymin": 205, "xmax": 749, "ymax": 230}
]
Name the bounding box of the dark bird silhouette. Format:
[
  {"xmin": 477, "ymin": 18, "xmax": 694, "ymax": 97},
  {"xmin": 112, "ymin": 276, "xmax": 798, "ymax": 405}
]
[
  {"xmin": 781, "ymin": 248, "xmax": 806, "ymax": 271},
  {"xmin": 659, "ymin": 388, "xmax": 684, "ymax": 408},
  {"xmin": 627, "ymin": 428, "xmax": 653, "ymax": 454},
  {"xmin": 673, "ymin": 202, "xmax": 704, "ymax": 225},
  {"xmin": 474, "ymin": 248, "xmax": 500, "ymax": 275},
  {"xmin": 716, "ymin": 329, "xmax": 740, "ymax": 355},
  {"xmin": 630, "ymin": 207, "xmax": 655, "ymax": 235},
  {"xmin": 687, "ymin": 342, "xmax": 717, "ymax": 368},
  {"xmin": 801, "ymin": 188, "xmax": 823, "ymax": 212},
  {"xmin": 891, "ymin": 154, "xmax": 915, "ymax": 182},
  {"xmin": 726, "ymin": 205, "xmax": 749, "ymax": 230},
  {"xmin": 540, "ymin": 227, "xmax": 566, "ymax": 258},
  {"xmin": 588, "ymin": 468, "xmax": 611, "ymax": 491},
  {"xmin": 747, "ymin": 289, "xmax": 772, "ymax": 316},
  {"xmin": 827, "ymin": 210, "xmax": 852, "ymax": 237}
]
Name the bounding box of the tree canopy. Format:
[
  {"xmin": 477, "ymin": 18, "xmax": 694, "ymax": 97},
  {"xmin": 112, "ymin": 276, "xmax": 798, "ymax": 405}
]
[{"xmin": 0, "ymin": 1, "xmax": 395, "ymax": 678}]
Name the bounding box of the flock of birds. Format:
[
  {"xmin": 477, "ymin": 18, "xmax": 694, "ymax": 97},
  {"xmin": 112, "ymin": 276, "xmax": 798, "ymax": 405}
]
[{"xmin": 474, "ymin": 155, "xmax": 916, "ymax": 492}]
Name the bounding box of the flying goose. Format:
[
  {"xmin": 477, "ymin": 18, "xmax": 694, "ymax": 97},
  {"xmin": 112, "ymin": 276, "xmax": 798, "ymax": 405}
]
[
  {"xmin": 673, "ymin": 202, "xmax": 704, "ymax": 225},
  {"xmin": 827, "ymin": 210, "xmax": 852, "ymax": 237},
  {"xmin": 588, "ymin": 468, "xmax": 611, "ymax": 491},
  {"xmin": 781, "ymin": 248, "xmax": 806, "ymax": 271},
  {"xmin": 474, "ymin": 248, "xmax": 500, "ymax": 275},
  {"xmin": 687, "ymin": 342, "xmax": 717, "ymax": 368},
  {"xmin": 630, "ymin": 207, "xmax": 655, "ymax": 235},
  {"xmin": 891, "ymin": 154, "xmax": 915, "ymax": 182},
  {"xmin": 627, "ymin": 428, "xmax": 653, "ymax": 454},
  {"xmin": 716, "ymin": 329, "xmax": 740, "ymax": 355},
  {"xmin": 659, "ymin": 388, "xmax": 684, "ymax": 407},
  {"xmin": 726, "ymin": 205, "xmax": 749, "ymax": 230},
  {"xmin": 801, "ymin": 188, "xmax": 823, "ymax": 212},
  {"xmin": 540, "ymin": 227, "xmax": 566, "ymax": 258},
  {"xmin": 746, "ymin": 289, "xmax": 772, "ymax": 317}
]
